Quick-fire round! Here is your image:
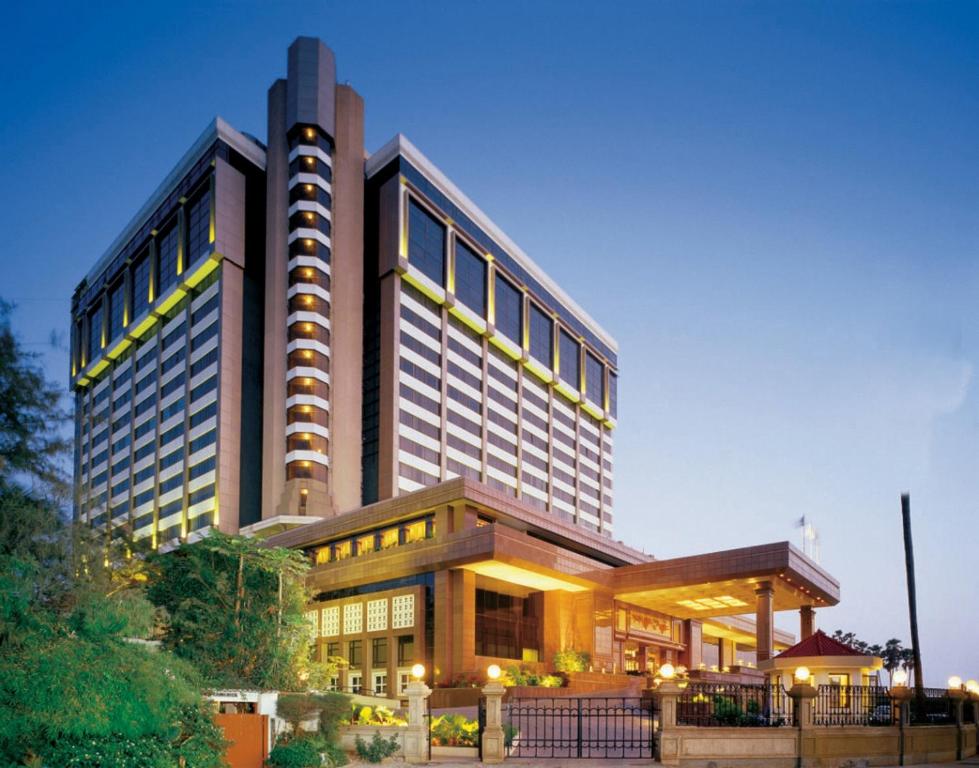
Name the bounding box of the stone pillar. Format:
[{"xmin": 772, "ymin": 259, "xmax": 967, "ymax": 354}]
[
  {"xmin": 788, "ymin": 683, "xmax": 817, "ymax": 728},
  {"xmin": 403, "ymin": 679, "xmax": 431, "ymax": 764},
  {"xmin": 889, "ymin": 686, "xmax": 912, "ymax": 727},
  {"xmin": 481, "ymin": 680, "xmax": 507, "ymax": 764},
  {"xmin": 949, "ymin": 688, "xmax": 966, "ymax": 761},
  {"xmin": 682, "ymin": 619, "xmax": 703, "ymax": 670},
  {"xmin": 718, "ymin": 638, "xmax": 736, "ymax": 670},
  {"xmin": 800, "ymin": 605, "xmax": 816, "ymax": 640},
  {"xmin": 653, "ymin": 680, "xmax": 683, "ymax": 766},
  {"xmin": 755, "ymin": 581, "xmax": 775, "ymax": 663}
]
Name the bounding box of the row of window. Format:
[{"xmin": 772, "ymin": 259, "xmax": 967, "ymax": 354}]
[
  {"xmin": 311, "ymin": 517, "xmax": 434, "ymax": 565},
  {"xmin": 310, "ymin": 594, "xmax": 415, "ymax": 638},
  {"xmin": 405, "ymin": 198, "xmax": 617, "ymax": 413}
]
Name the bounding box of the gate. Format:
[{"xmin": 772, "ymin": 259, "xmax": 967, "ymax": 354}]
[{"xmin": 500, "ymin": 696, "xmax": 656, "ymax": 759}]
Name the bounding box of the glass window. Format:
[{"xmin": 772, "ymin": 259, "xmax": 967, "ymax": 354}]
[
  {"xmin": 454, "ymin": 240, "xmax": 486, "ymax": 316},
  {"xmin": 558, "ymin": 329, "xmax": 580, "ymax": 388},
  {"xmin": 186, "ymin": 188, "xmax": 211, "ymax": 267},
  {"xmin": 608, "ymin": 372, "xmax": 618, "ymax": 418},
  {"xmin": 529, "ymin": 304, "xmax": 553, "ymax": 367},
  {"xmin": 397, "ymin": 635, "xmax": 414, "ymax": 665},
  {"xmin": 408, "ymin": 200, "xmax": 445, "ymax": 286},
  {"xmin": 379, "ymin": 528, "xmax": 399, "ymax": 550},
  {"xmin": 404, "ymin": 519, "xmax": 427, "ymax": 544},
  {"xmin": 87, "ymin": 305, "xmax": 102, "ymax": 362},
  {"xmin": 357, "ymin": 533, "xmax": 376, "ymax": 556},
  {"xmin": 474, "ymin": 588, "xmax": 540, "ymax": 661},
  {"xmin": 347, "ymin": 640, "xmax": 362, "ymax": 667},
  {"xmin": 334, "ymin": 540, "xmax": 352, "ymax": 561},
  {"xmin": 494, "ymin": 273, "xmax": 522, "ymax": 344},
  {"xmin": 108, "ymin": 281, "xmax": 126, "ymax": 342},
  {"xmin": 585, "ymin": 352, "xmax": 604, "ymax": 405},
  {"xmin": 132, "ymin": 250, "xmax": 152, "ymax": 317},
  {"xmin": 372, "ymin": 637, "xmax": 388, "ymax": 665},
  {"xmin": 157, "ymin": 223, "xmax": 179, "ymax": 295}
]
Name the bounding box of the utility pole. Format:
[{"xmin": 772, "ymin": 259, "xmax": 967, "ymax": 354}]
[{"xmin": 901, "ymin": 493, "xmax": 924, "ymax": 699}]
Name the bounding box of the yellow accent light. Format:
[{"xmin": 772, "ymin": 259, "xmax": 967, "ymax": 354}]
[
  {"xmin": 948, "ymin": 676, "xmax": 963, "ymax": 690},
  {"xmin": 892, "ymin": 669, "xmax": 908, "ymax": 686},
  {"xmin": 794, "ymin": 666, "xmax": 811, "ymax": 683},
  {"xmin": 411, "ymin": 663, "xmax": 425, "ymax": 680},
  {"xmin": 658, "ymin": 663, "xmax": 675, "ymax": 680},
  {"xmin": 305, "ymin": 128, "xmax": 315, "ymax": 139},
  {"xmin": 305, "ymin": 184, "xmax": 313, "ymax": 192},
  {"xmin": 966, "ymin": 680, "xmax": 978, "ymax": 694},
  {"xmin": 487, "ymin": 664, "xmax": 502, "ymax": 681}
]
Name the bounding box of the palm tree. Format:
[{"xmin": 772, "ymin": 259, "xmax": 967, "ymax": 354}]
[{"xmin": 881, "ymin": 639, "xmax": 904, "ymax": 686}]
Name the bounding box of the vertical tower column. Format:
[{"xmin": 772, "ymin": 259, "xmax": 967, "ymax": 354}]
[
  {"xmin": 755, "ymin": 581, "xmax": 775, "ymax": 663},
  {"xmin": 800, "ymin": 605, "xmax": 816, "ymax": 640}
]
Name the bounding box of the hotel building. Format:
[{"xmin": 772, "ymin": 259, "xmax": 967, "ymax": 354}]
[{"xmin": 70, "ymin": 36, "xmax": 840, "ymax": 693}]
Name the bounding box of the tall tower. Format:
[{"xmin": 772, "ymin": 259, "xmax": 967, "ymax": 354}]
[{"xmin": 262, "ymin": 38, "xmax": 365, "ymax": 522}]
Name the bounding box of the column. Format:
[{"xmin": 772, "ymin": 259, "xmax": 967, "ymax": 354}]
[
  {"xmin": 481, "ymin": 680, "xmax": 506, "ymax": 764},
  {"xmin": 719, "ymin": 638, "xmax": 736, "ymax": 670},
  {"xmin": 755, "ymin": 581, "xmax": 775, "ymax": 663},
  {"xmin": 682, "ymin": 620, "xmax": 703, "ymax": 670},
  {"xmin": 653, "ymin": 680, "xmax": 683, "ymax": 766},
  {"xmin": 403, "ymin": 679, "xmax": 431, "ymax": 764},
  {"xmin": 800, "ymin": 605, "xmax": 815, "ymax": 640}
]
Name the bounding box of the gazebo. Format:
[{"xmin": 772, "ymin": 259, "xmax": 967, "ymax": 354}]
[{"xmin": 758, "ymin": 629, "xmax": 883, "ymax": 688}]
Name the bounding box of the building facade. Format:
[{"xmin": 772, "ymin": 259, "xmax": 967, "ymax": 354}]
[{"xmin": 70, "ymin": 36, "xmax": 840, "ymax": 690}]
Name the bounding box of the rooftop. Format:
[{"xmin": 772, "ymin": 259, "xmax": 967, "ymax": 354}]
[{"xmin": 776, "ymin": 629, "xmax": 863, "ymax": 659}]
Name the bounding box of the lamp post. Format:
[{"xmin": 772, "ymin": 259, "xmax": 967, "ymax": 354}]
[
  {"xmin": 403, "ymin": 663, "xmax": 431, "ymax": 764},
  {"xmin": 889, "ymin": 668, "xmax": 912, "ymax": 765},
  {"xmin": 947, "ymin": 676, "xmax": 966, "ymax": 761},
  {"xmin": 788, "ymin": 666, "xmax": 817, "ymax": 768},
  {"xmin": 481, "ymin": 664, "xmax": 507, "ymax": 764}
]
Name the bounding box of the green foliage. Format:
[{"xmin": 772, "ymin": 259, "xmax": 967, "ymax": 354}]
[
  {"xmin": 553, "ymin": 648, "xmax": 590, "ymax": 673},
  {"xmin": 312, "ymin": 693, "xmax": 350, "ymax": 743},
  {"xmin": 147, "ymin": 531, "xmax": 336, "ymax": 690},
  {"xmin": 277, "ymin": 695, "xmax": 324, "ymax": 735},
  {"xmin": 346, "ymin": 704, "xmax": 405, "ymax": 726},
  {"xmin": 354, "ymin": 733, "xmax": 400, "ymax": 763},
  {"xmin": 39, "ymin": 734, "xmax": 172, "ymax": 768},
  {"xmin": 320, "ymin": 740, "xmax": 348, "ymax": 767},
  {"xmin": 501, "ymin": 665, "xmax": 565, "ymax": 687},
  {"xmin": 267, "ymin": 736, "xmax": 323, "ymax": 768},
  {"xmin": 430, "ymin": 714, "xmax": 479, "ymax": 747}
]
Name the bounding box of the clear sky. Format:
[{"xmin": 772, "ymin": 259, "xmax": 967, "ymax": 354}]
[{"xmin": 2, "ymin": 1, "xmax": 977, "ymax": 686}]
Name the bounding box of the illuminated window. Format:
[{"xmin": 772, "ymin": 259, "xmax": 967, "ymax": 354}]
[
  {"xmin": 333, "ymin": 540, "xmax": 352, "ymax": 561},
  {"xmin": 315, "ymin": 546, "xmax": 331, "ymax": 565},
  {"xmin": 320, "ymin": 606, "xmax": 339, "ymax": 637},
  {"xmin": 367, "ymin": 599, "xmax": 388, "ymax": 632},
  {"xmin": 379, "ymin": 528, "xmax": 399, "ymax": 549},
  {"xmin": 404, "ymin": 519, "xmax": 428, "ymax": 544},
  {"xmin": 343, "ymin": 602, "xmax": 363, "ymax": 634},
  {"xmin": 357, "ymin": 533, "xmax": 376, "ymax": 556},
  {"xmin": 392, "ymin": 595, "xmax": 415, "ymax": 629}
]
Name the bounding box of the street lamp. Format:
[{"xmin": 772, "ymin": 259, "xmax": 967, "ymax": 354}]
[
  {"xmin": 411, "ymin": 663, "xmax": 425, "ymax": 681},
  {"xmin": 487, "ymin": 664, "xmax": 501, "ymax": 681}
]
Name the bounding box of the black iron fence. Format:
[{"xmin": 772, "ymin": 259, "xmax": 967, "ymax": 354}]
[
  {"xmin": 503, "ymin": 696, "xmax": 655, "ymax": 759},
  {"xmin": 677, "ymin": 683, "xmax": 793, "ymax": 727},
  {"xmin": 909, "ymin": 688, "xmax": 955, "ymax": 726},
  {"xmin": 813, "ymin": 685, "xmax": 893, "ymax": 726},
  {"xmin": 962, "ymin": 699, "xmax": 976, "ymax": 724}
]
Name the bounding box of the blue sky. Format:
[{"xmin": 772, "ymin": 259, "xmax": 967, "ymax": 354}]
[{"xmin": 2, "ymin": 1, "xmax": 977, "ymax": 685}]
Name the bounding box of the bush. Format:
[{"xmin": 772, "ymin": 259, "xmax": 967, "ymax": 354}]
[
  {"xmin": 267, "ymin": 736, "xmax": 323, "ymax": 768},
  {"xmin": 553, "ymin": 649, "xmax": 590, "ymax": 673},
  {"xmin": 39, "ymin": 735, "xmax": 172, "ymax": 768},
  {"xmin": 500, "ymin": 666, "xmax": 565, "ymax": 688},
  {"xmin": 277, "ymin": 694, "xmax": 322, "ymax": 735},
  {"xmin": 354, "ymin": 733, "xmax": 399, "ymax": 763},
  {"xmin": 430, "ymin": 713, "xmax": 479, "ymax": 747},
  {"xmin": 321, "ymin": 741, "xmax": 348, "ymax": 767},
  {"xmin": 345, "ymin": 703, "xmax": 405, "ymax": 726},
  {"xmin": 312, "ymin": 692, "xmax": 350, "ymax": 742}
]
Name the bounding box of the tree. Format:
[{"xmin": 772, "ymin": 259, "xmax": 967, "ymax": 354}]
[
  {"xmin": 147, "ymin": 531, "xmax": 335, "ymax": 691},
  {"xmin": 0, "ymin": 299, "xmax": 71, "ymax": 496}
]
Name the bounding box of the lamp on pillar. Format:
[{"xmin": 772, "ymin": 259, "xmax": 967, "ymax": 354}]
[
  {"xmin": 403, "ymin": 664, "xmax": 431, "ymax": 764},
  {"xmin": 754, "ymin": 581, "xmax": 775, "ymax": 663},
  {"xmin": 481, "ymin": 665, "xmax": 507, "ymax": 764}
]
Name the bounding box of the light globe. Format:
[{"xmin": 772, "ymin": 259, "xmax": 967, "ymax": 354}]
[
  {"xmin": 892, "ymin": 669, "xmax": 908, "ymax": 686},
  {"xmin": 948, "ymin": 675, "xmax": 963, "ymax": 690},
  {"xmin": 658, "ymin": 663, "xmax": 676, "ymax": 680},
  {"xmin": 410, "ymin": 663, "xmax": 425, "ymax": 680},
  {"xmin": 793, "ymin": 666, "xmax": 811, "ymax": 684},
  {"xmin": 487, "ymin": 664, "xmax": 502, "ymax": 681}
]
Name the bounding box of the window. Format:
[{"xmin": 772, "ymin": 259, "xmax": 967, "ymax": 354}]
[
  {"xmin": 608, "ymin": 372, "xmax": 618, "ymax": 418},
  {"xmin": 132, "ymin": 250, "xmax": 152, "ymax": 317},
  {"xmin": 347, "ymin": 640, "xmax": 362, "ymax": 668},
  {"xmin": 408, "ymin": 200, "xmax": 445, "ymax": 286},
  {"xmin": 529, "ymin": 304, "xmax": 553, "ymax": 367},
  {"xmin": 87, "ymin": 306, "xmax": 103, "ymax": 363},
  {"xmin": 494, "ymin": 273, "xmax": 522, "ymax": 344},
  {"xmin": 367, "ymin": 599, "xmax": 388, "ymax": 632},
  {"xmin": 392, "ymin": 594, "xmax": 415, "ymax": 629},
  {"xmin": 343, "ymin": 602, "xmax": 363, "ymax": 634},
  {"xmin": 558, "ymin": 329, "xmax": 580, "ymax": 388},
  {"xmin": 585, "ymin": 352, "xmax": 604, "ymax": 405},
  {"xmin": 397, "ymin": 635, "xmax": 414, "ymax": 665},
  {"xmin": 372, "ymin": 637, "xmax": 388, "ymax": 665},
  {"xmin": 474, "ymin": 588, "xmax": 541, "ymax": 661},
  {"xmin": 321, "ymin": 606, "xmax": 340, "ymax": 637},
  {"xmin": 373, "ymin": 670, "xmax": 387, "ymax": 696},
  {"xmin": 108, "ymin": 281, "xmax": 126, "ymax": 342},
  {"xmin": 454, "ymin": 240, "xmax": 486, "ymax": 316},
  {"xmin": 157, "ymin": 223, "xmax": 179, "ymax": 295},
  {"xmin": 186, "ymin": 188, "xmax": 211, "ymax": 266}
]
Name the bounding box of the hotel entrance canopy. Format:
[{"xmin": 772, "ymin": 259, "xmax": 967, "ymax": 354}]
[{"xmin": 589, "ymin": 541, "xmax": 839, "ymax": 619}]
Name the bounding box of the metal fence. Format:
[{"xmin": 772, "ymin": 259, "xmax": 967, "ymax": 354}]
[
  {"xmin": 503, "ymin": 696, "xmax": 655, "ymax": 759},
  {"xmin": 813, "ymin": 685, "xmax": 893, "ymax": 726},
  {"xmin": 677, "ymin": 683, "xmax": 793, "ymax": 727},
  {"xmin": 909, "ymin": 688, "xmax": 955, "ymax": 726}
]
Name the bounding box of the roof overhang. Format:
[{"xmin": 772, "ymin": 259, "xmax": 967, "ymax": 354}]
[
  {"xmin": 759, "ymin": 654, "xmax": 883, "ymax": 674},
  {"xmin": 588, "ymin": 541, "xmax": 840, "ymax": 620}
]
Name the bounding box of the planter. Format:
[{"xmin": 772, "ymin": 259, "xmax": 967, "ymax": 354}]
[{"xmin": 431, "ymin": 745, "xmax": 479, "ymax": 759}]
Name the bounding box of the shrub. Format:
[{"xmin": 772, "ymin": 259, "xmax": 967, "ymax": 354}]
[
  {"xmin": 553, "ymin": 649, "xmax": 590, "ymax": 673},
  {"xmin": 321, "ymin": 741, "xmax": 348, "ymax": 767},
  {"xmin": 354, "ymin": 732, "xmax": 400, "ymax": 763},
  {"xmin": 430, "ymin": 713, "xmax": 479, "ymax": 747},
  {"xmin": 312, "ymin": 692, "xmax": 350, "ymax": 742},
  {"xmin": 540, "ymin": 674, "xmax": 565, "ymax": 688},
  {"xmin": 39, "ymin": 735, "xmax": 172, "ymax": 768},
  {"xmin": 277, "ymin": 694, "xmax": 322, "ymax": 735},
  {"xmin": 267, "ymin": 736, "xmax": 323, "ymax": 768}
]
